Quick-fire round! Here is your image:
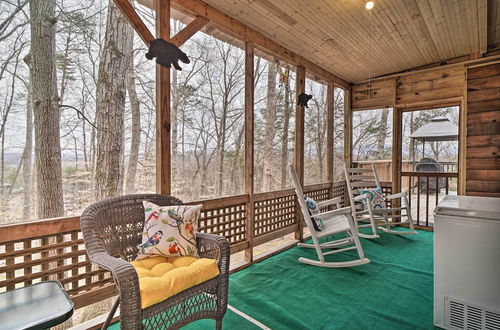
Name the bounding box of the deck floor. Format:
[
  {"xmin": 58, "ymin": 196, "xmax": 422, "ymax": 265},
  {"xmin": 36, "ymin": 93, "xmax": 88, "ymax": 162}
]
[
  {"xmin": 409, "ymin": 189, "xmax": 457, "ymax": 226},
  {"xmin": 179, "ymin": 229, "xmax": 435, "ymax": 329}
]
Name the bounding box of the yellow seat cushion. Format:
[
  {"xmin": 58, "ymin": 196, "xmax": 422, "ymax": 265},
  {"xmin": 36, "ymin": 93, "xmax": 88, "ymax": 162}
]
[{"xmin": 130, "ymin": 256, "xmax": 220, "ymax": 309}]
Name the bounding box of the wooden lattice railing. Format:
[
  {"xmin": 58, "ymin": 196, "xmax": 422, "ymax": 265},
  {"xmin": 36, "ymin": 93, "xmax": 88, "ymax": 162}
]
[{"xmin": 0, "ymin": 181, "xmax": 359, "ymax": 311}]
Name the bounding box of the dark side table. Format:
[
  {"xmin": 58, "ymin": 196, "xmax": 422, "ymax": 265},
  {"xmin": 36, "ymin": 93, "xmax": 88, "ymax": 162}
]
[{"xmin": 0, "ymin": 281, "xmax": 74, "ymax": 330}]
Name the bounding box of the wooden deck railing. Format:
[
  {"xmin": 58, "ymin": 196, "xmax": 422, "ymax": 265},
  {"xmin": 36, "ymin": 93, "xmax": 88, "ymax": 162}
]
[
  {"xmin": 0, "ymin": 180, "xmax": 352, "ymax": 311},
  {"xmin": 401, "ymin": 171, "xmax": 458, "ymax": 227}
]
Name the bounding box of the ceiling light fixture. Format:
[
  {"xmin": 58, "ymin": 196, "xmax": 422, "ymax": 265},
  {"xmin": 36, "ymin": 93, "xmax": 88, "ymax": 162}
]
[{"xmin": 366, "ymin": 1, "xmax": 374, "ymax": 10}]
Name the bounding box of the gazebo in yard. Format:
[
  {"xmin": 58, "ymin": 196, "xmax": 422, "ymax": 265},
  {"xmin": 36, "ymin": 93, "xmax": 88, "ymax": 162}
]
[
  {"xmin": 410, "ymin": 116, "xmax": 459, "ymax": 169},
  {"xmin": 1, "ymin": 0, "xmax": 499, "ymax": 329}
]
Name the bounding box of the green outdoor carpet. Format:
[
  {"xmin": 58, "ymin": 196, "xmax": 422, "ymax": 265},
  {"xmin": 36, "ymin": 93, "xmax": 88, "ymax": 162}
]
[
  {"xmin": 227, "ymin": 229, "xmax": 435, "ymax": 330},
  {"xmin": 110, "ymin": 229, "xmax": 435, "ymax": 329},
  {"xmin": 108, "ymin": 306, "xmax": 260, "ymax": 330}
]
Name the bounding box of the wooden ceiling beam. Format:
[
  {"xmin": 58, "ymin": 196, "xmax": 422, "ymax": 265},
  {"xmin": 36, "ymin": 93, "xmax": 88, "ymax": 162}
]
[
  {"xmin": 114, "ymin": 0, "xmax": 155, "ymax": 45},
  {"xmin": 171, "ymin": 16, "xmax": 209, "ymax": 47}
]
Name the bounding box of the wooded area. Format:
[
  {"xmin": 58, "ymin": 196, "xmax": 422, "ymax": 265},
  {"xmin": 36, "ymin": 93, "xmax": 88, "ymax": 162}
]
[{"xmin": 0, "ymin": 0, "xmax": 348, "ymax": 225}]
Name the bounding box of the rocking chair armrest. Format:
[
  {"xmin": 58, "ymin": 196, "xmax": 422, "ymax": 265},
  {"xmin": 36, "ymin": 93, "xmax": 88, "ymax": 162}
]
[
  {"xmin": 353, "ymin": 193, "xmax": 370, "ymax": 202},
  {"xmin": 384, "ymin": 191, "xmax": 407, "ymax": 200},
  {"xmin": 316, "ymin": 197, "xmax": 342, "ymax": 208},
  {"xmin": 196, "ymin": 232, "xmax": 230, "ymax": 275},
  {"xmin": 311, "ymin": 206, "xmax": 352, "ymax": 219}
]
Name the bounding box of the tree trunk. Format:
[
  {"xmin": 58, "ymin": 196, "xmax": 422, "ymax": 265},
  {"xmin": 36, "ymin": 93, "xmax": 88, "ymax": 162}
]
[
  {"xmin": 17, "ymin": 71, "xmax": 33, "ymax": 214},
  {"xmin": 280, "ymin": 78, "xmax": 292, "ymax": 189},
  {"xmin": 262, "ymin": 62, "xmax": 277, "ymax": 192},
  {"xmin": 124, "ymin": 43, "xmax": 140, "ymax": 194},
  {"xmin": 29, "ymin": 0, "xmax": 64, "ymax": 218},
  {"xmin": 94, "ymin": 0, "xmax": 132, "ymax": 200},
  {"xmin": 376, "ymin": 108, "xmax": 390, "ymax": 159}
]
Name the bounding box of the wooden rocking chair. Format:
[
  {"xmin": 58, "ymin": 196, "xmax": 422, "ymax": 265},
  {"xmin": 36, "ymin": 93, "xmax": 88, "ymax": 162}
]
[
  {"xmin": 344, "ymin": 163, "xmax": 417, "ymax": 239},
  {"xmin": 290, "ymin": 165, "xmax": 370, "ymax": 268}
]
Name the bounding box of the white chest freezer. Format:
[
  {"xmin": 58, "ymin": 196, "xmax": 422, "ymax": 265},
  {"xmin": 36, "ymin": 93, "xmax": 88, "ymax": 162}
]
[{"xmin": 434, "ymin": 195, "xmax": 500, "ymax": 330}]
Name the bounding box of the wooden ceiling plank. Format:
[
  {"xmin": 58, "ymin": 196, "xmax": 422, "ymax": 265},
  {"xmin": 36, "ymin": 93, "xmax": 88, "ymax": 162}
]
[
  {"xmin": 413, "ymin": 0, "xmax": 447, "ymax": 60},
  {"xmin": 256, "ymin": 0, "xmax": 379, "ymax": 81},
  {"xmin": 319, "ymin": 0, "xmax": 395, "ymax": 78},
  {"xmin": 135, "ymin": 0, "xmax": 493, "ymax": 83},
  {"xmin": 171, "ymin": 16, "xmax": 209, "ymax": 46},
  {"xmin": 169, "ymin": 0, "xmax": 350, "ymax": 87},
  {"xmin": 384, "ymin": 0, "xmax": 432, "ymax": 67},
  {"xmin": 463, "ymin": 0, "xmax": 479, "ymax": 55},
  {"xmin": 432, "ymin": 0, "xmax": 457, "ymax": 58},
  {"xmin": 240, "ymin": 0, "xmax": 353, "ymax": 78},
  {"xmin": 450, "ymin": 0, "xmax": 468, "ymax": 56},
  {"xmin": 487, "ymin": 0, "xmax": 498, "ymax": 46},
  {"xmin": 477, "ymin": 0, "xmax": 488, "ymax": 54},
  {"xmin": 295, "ymin": 0, "xmax": 387, "ymax": 78}
]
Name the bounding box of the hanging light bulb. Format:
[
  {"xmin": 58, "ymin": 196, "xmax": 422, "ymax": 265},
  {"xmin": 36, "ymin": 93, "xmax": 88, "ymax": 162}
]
[{"xmin": 366, "ymin": 1, "xmax": 374, "ymax": 10}]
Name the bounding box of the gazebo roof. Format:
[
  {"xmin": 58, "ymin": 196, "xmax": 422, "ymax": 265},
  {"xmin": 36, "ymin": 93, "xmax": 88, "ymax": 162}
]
[{"xmin": 410, "ymin": 117, "xmax": 459, "ymax": 142}]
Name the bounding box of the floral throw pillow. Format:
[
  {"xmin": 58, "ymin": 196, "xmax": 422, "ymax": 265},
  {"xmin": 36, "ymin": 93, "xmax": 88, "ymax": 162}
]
[
  {"xmin": 360, "ymin": 187, "xmax": 386, "ymax": 210},
  {"xmin": 136, "ymin": 201, "xmax": 203, "ymax": 260},
  {"xmin": 304, "ymin": 197, "xmax": 324, "ymax": 231}
]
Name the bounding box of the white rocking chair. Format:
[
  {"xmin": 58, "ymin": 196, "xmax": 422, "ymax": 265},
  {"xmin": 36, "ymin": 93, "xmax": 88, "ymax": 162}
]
[
  {"xmin": 290, "ymin": 165, "xmax": 370, "ymax": 268},
  {"xmin": 344, "ymin": 163, "xmax": 417, "ymax": 239}
]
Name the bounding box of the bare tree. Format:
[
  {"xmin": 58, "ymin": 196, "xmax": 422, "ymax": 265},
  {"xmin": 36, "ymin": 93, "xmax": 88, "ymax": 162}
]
[
  {"xmin": 124, "ymin": 43, "xmax": 141, "ymax": 193},
  {"xmin": 29, "ymin": 0, "xmax": 64, "ymax": 218},
  {"xmin": 261, "ymin": 61, "xmax": 277, "ymax": 191},
  {"xmin": 94, "ymin": 0, "xmax": 132, "ymax": 199},
  {"xmin": 376, "ymin": 108, "xmax": 389, "ymax": 159}
]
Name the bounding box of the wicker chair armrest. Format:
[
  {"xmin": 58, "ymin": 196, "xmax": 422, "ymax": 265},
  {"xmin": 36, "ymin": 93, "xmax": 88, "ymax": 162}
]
[
  {"xmin": 90, "ymin": 252, "xmax": 142, "ymax": 328},
  {"xmin": 196, "ymin": 232, "xmax": 230, "ymax": 275}
]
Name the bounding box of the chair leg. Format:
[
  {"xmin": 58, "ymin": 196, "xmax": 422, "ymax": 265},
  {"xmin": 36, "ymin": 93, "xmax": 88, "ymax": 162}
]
[
  {"xmin": 101, "ymin": 297, "xmax": 120, "ymax": 330},
  {"xmin": 402, "ymin": 196, "xmax": 416, "ymax": 233},
  {"xmin": 216, "ymin": 318, "xmax": 223, "ymax": 330}
]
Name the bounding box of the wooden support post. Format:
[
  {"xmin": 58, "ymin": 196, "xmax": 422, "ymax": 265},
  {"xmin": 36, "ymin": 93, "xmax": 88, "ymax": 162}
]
[
  {"xmin": 458, "ymin": 69, "xmax": 467, "ymax": 195},
  {"xmin": 327, "ymin": 81, "xmax": 335, "ymax": 197},
  {"xmin": 392, "ymin": 107, "xmax": 402, "ymax": 210},
  {"xmin": 343, "ymin": 88, "xmax": 352, "ymax": 167},
  {"xmin": 294, "ymin": 66, "xmax": 305, "ymax": 241},
  {"xmin": 244, "ymin": 42, "xmax": 254, "ymax": 262},
  {"xmin": 156, "ymin": 0, "xmax": 171, "ymax": 194},
  {"xmin": 171, "ymin": 16, "xmax": 209, "ymax": 47},
  {"xmin": 343, "ymin": 88, "xmax": 352, "ymax": 205}
]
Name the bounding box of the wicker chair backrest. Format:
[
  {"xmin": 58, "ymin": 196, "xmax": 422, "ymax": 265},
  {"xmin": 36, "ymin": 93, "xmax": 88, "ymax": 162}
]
[{"xmin": 81, "ymin": 194, "xmax": 183, "ymax": 262}]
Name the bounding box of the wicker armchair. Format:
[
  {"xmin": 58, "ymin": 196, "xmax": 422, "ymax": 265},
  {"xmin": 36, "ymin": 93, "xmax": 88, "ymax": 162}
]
[{"xmin": 80, "ymin": 194, "xmax": 230, "ymax": 329}]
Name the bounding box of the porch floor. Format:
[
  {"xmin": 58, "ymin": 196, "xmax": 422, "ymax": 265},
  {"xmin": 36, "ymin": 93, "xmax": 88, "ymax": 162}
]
[{"xmin": 113, "ymin": 229, "xmax": 436, "ymax": 329}]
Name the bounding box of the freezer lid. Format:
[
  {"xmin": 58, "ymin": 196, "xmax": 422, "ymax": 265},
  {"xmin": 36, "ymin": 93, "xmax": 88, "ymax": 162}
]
[{"xmin": 434, "ymin": 195, "xmax": 500, "ymax": 221}]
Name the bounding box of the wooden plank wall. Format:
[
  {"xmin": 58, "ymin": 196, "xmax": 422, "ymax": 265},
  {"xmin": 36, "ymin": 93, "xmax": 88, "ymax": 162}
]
[
  {"xmin": 396, "ymin": 66, "xmax": 465, "ymax": 107},
  {"xmin": 466, "ymin": 62, "xmax": 500, "ymax": 197},
  {"xmin": 352, "ymin": 78, "xmax": 394, "ymax": 110},
  {"xmin": 351, "ymin": 65, "xmax": 466, "ymax": 110}
]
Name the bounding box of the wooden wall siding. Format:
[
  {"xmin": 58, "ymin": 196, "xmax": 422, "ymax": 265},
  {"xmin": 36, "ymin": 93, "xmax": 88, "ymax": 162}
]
[
  {"xmin": 352, "ymin": 79, "xmax": 395, "ymax": 110},
  {"xmin": 351, "ymin": 65, "xmax": 466, "ymax": 110},
  {"xmin": 466, "ymin": 62, "xmax": 500, "ymax": 197},
  {"xmin": 396, "ymin": 66, "xmax": 466, "ymax": 106}
]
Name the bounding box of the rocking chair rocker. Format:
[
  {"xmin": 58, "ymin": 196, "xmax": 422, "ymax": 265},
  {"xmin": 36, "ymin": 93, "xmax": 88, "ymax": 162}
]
[
  {"xmin": 290, "ymin": 165, "xmax": 370, "ymax": 268},
  {"xmin": 344, "ymin": 163, "xmax": 417, "ymax": 239}
]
